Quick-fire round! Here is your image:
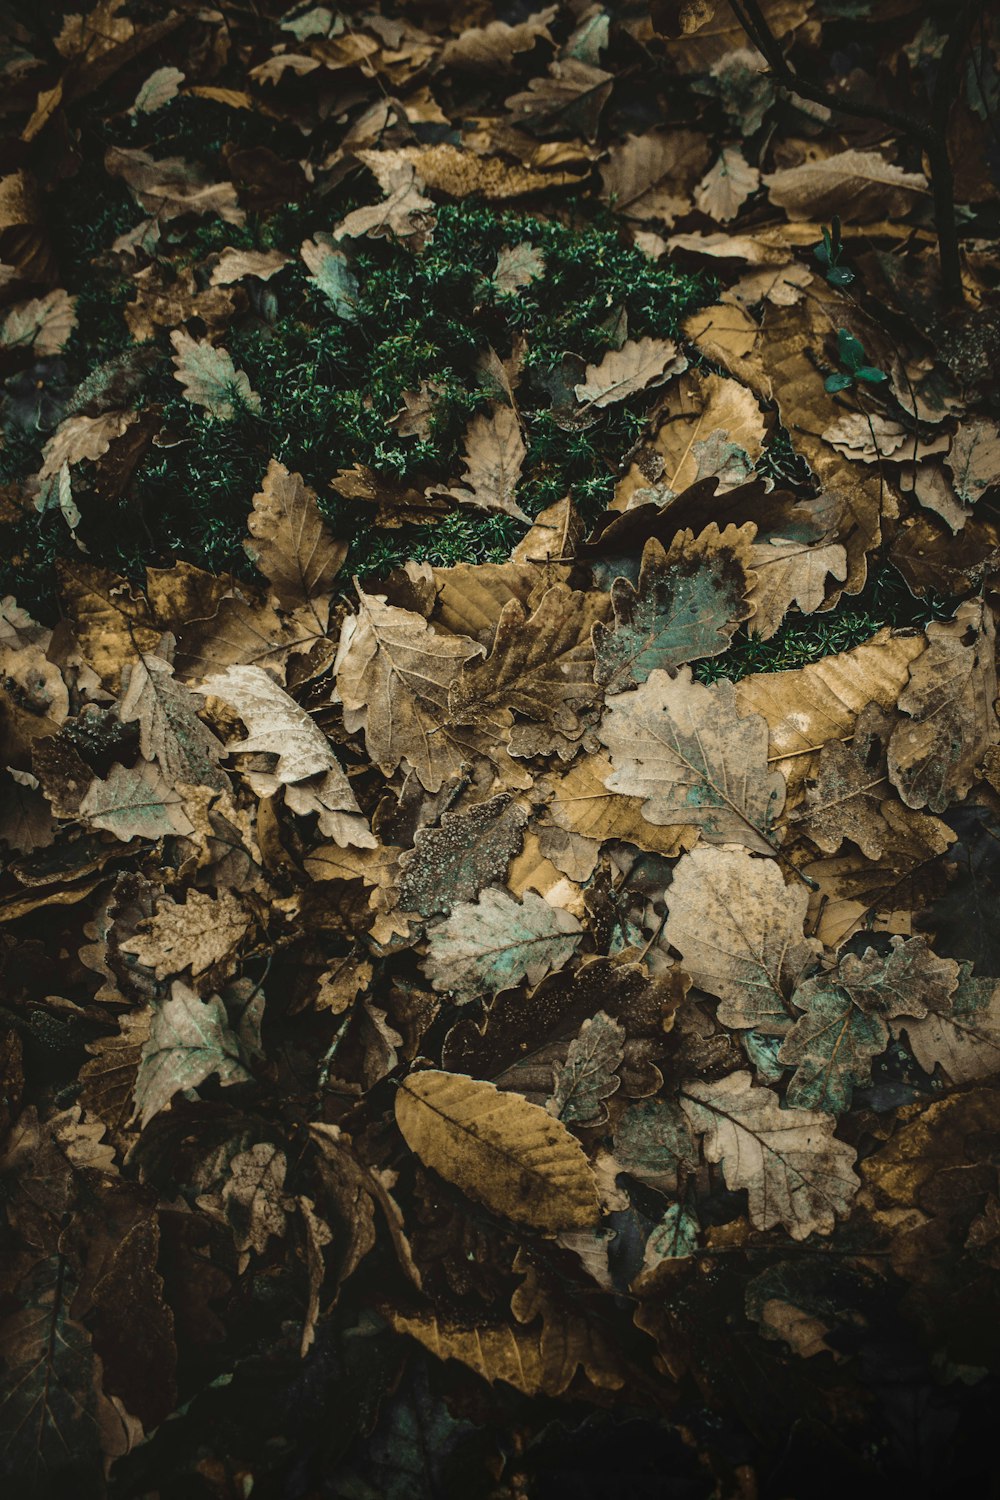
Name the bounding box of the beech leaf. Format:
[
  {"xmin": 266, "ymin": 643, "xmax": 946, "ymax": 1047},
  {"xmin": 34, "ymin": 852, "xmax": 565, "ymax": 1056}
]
[{"xmin": 395, "ymin": 1069, "xmax": 600, "ymax": 1231}]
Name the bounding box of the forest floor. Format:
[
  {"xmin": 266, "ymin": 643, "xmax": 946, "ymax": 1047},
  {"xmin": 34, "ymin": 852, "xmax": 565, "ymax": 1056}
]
[{"xmin": 1, "ymin": 2, "xmax": 1000, "ymax": 1498}]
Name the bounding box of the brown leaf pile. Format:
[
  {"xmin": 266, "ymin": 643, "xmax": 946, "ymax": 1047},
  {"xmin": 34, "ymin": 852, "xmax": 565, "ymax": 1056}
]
[{"xmin": 2, "ymin": 1, "xmax": 1000, "ymax": 1497}]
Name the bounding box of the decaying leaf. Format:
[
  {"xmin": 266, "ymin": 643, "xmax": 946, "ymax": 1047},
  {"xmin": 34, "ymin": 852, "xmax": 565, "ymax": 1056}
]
[
  {"xmin": 423, "ymin": 887, "xmax": 582, "ymax": 1002},
  {"xmin": 133, "ymin": 981, "xmax": 249, "ymax": 1127},
  {"xmin": 593, "ymin": 525, "xmax": 754, "ymax": 689},
  {"xmin": 444, "ymin": 403, "xmax": 528, "ymax": 520},
  {"xmin": 575, "ymin": 336, "xmax": 686, "ymax": 408},
  {"xmin": 887, "ymin": 601, "xmax": 998, "ymax": 813},
  {"xmin": 547, "ymin": 1012, "xmax": 625, "ymax": 1125},
  {"xmin": 664, "ymin": 845, "xmax": 820, "ymax": 1032},
  {"xmin": 396, "ymin": 1070, "xmax": 600, "ymax": 1231},
  {"xmin": 601, "ymin": 667, "xmax": 786, "ymax": 853},
  {"xmin": 680, "ymin": 1071, "xmax": 859, "ymax": 1238},
  {"xmin": 763, "ymin": 149, "xmax": 928, "ymax": 222},
  {"xmin": 170, "ymin": 331, "xmax": 261, "ymax": 419},
  {"xmin": 335, "ymin": 590, "xmax": 483, "ymax": 791},
  {"xmin": 779, "ymin": 937, "xmax": 959, "ymax": 1111},
  {"xmin": 243, "ymin": 459, "xmax": 346, "ymax": 614}
]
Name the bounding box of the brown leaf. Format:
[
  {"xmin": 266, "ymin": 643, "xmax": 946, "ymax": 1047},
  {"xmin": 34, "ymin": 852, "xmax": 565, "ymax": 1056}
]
[
  {"xmin": 764, "ymin": 149, "xmax": 929, "ymax": 222},
  {"xmin": 664, "ymin": 845, "xmax": 819, "ymax": 1032},
  {"xmin": 600, "ymin": 130, "xmax": 711, "ymax": 224},
  {"xmin": 575, "ymin": 336, "xmax": 686, "ymax": 408},
  {"xmin": 443, "ymin": 403, "xmax": 528, "ymax": 519},
  {"xmin": 600, "ymin": 667, "xmax": 786, "ymax": 854},
  {"xmin": 335, "ymin": 590, "xmax": 483, "ymax": 791},
  {"xmin": 450, "ymin": 584, "xmax": 602, "ymax": 739},
  {"xmin": 887, "ymin": 602, "xmax": 998, "ymax": 813},
  {"xmin": 243, "ymin": 459, "xmax": 346, "ymax": 614},
  {"xmin": 680, "ymin": 1071, "xmax": 859, "ymax": 1238},
  {"xmin": 395, "ymin": 1070, "xmax": 600, "ymax": 1231}
]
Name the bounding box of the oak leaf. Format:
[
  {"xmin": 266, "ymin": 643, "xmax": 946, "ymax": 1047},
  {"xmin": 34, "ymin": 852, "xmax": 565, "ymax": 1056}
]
[
  {"xmin": 133, "ymin": 981, "xmax": 249, "ymax": 1128},
  {"xmin": 243, "ymin": 459, "xmax": 346, "ymax": 615},
  {"xmin": 593, "ymin": 526, "xmax": 754, "ymax": 690},
  {"xmin": 779, "ymin": 938, "xmax": 959, "ymax": 1112},
  {"xmin": 423, "ymin": 887, "xmax": 582, "ymax": 1002},
  {"xmin": 575, "ymin": 336, "xmax": 686, "ymax": 408},
  {"xmin": 170, "ymin": 332, "xmax": 261, "ymax": 419},
  {"xmin": 397, "ymin": 793, "xmax": 528, "ymax": 917},
  {"xmin": 680, "ymin": 1071, "xmax": 859, "ymax": 1238},
  {"xmin": 947, "ymin": 419, "xmax": 1000, "ymax": 505},
  {"xmin": 896, "ymin": 965, "xmax": 1000, "ymax": 1085},
  {"xmin": 121, "ymin": 888, "xmax": 251, "ymax": 981},
  {"xmin": 664, "ymin": 846, "xmax": 820, "ymax": 1033},
  {"xmin": 395, "ymin": 1069, "xmax": 600, "ymax": 1231},
  {"xmin": 547, "ymin": 1012, "xmax": 625, "ymax": 1126},
  {"xmin": 79, "ymin": 759, "xmax": 196, "ymax": 841},
  {"xmin": 202, "ymin": 663, "xmax": 373, "ymax": 847},
  {"xmin": 335, "ymin": 590, "xmax": 483, "ymax": 791},
  {"xmin": 694, "ymin": 147, "xmax": 759, "ymax": 222},
  {"xmin": 119, "ymin": 651, "xmax": 229, "ymax": 794},
  {"xmin": 540, "ymin": 752, "xmax": 695, "ymax": 856},
  {"xmin": 887, "ymin": 601, "xmax": 998, "ymax": 814},
  {"xmin": 450, "ymin": 584, "xmax": 601, "ymax": 739},
  {"xmin": 600, "ymin": 667, "xmax": 785, "ymax": 853},
  {"xmin": 747, "ymin": 537, "xmax": 848, "ymax": 640},
  {"xmin": 443, "ymin": 403, "xmax": 528, "ymax": 519}
]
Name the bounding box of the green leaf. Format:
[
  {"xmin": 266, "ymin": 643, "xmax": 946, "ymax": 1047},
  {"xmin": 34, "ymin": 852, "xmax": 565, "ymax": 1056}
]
[
  {"xmin": 826, "ymin": 266, "xmax": 855, "ymax": 287},
  {"xmin": 855, "ymin": 365, "xmax": 887, "ymax": 384},
  {"xmin": 824, "ymin": 372, "xmax": 854, "ymax": 393},
  {"xmin": 836, "ymin": 328, "xmax": 866, "ymax": 371}
]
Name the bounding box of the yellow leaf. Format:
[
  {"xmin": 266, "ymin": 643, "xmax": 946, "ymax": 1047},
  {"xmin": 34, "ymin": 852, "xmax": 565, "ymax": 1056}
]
[{"xmin": 395, "ymin": 1070, "xmax": 600, "ymax": 1231}]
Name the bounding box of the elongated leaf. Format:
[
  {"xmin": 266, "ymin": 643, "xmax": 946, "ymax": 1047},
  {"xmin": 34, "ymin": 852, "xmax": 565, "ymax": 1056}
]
[{"xmin": 395, "ymin": 1069, "xmax": 600, "ymax": 1231}]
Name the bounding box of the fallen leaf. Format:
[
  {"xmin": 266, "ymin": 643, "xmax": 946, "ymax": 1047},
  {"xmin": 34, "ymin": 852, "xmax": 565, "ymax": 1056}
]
[
  {"xmin": 133, "ymin": 981, "xmax": 249, "ymax": 1127},
  {"xmin": 423, "ymin": 887, "xmax": 582, "ymax": 1002},
  {"xmin": 395, "ymin": 1070, "xmax": 600, "ymax": 1231},
  {"xmin": 764, "ymin": 149, "xmax": 929, "ymax": 222},
  {"xmin": 664, "ymin": 845, "xmax": 820, "ymax": 1032},
  {"xmin": 170, "ymin": 332, "xmax": 261, "ymax": 419},
  {"xmin": 575, "ymin": 336, "xmax": 686, "ymax": 408},
  {"xmin": 680, "ymin": 1071, "xmax": 859, "ymax": 1238},
  {"xmin": 593, "ymin": 525, "xmax": 755, "ymax": 690},
  {"xmin": 601, "ymin": 667, "xmax": 786, "ymax": 853}
]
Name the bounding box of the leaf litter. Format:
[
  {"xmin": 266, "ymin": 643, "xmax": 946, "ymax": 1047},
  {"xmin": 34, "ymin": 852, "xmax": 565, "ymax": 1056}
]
[{"xmin": 1, "ymin": 0, "xmax": 1000, "ymax": 1496}]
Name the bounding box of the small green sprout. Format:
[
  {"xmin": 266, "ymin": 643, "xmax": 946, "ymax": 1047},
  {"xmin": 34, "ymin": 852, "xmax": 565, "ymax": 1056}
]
[
  {"xmin": 824, "ymin": 328, "xmax": 888, "ymax": 393},
  {"xmin": 813, "ymin": 216, "xmax": 855, "ymax": 287}
]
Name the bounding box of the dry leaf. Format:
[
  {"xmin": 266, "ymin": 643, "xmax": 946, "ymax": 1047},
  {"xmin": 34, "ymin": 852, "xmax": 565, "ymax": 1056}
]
[
  {"xmin": 575, "ymin": 336, "xmax": 686, "ymax": 408},
  {"xmin": 664, "ymin": 845, "xmax": 820, "ymax": 1032},
  {"xmin": 764, "ymin": 149, "xmax": 928, "ymax": 222},
  {"xmin": 423, "ymin": 887, "xmax": 582, "ymax": 1002},
  {"xmin": 680, "ymin": 1071, "xmax": 859, "ymax": 1238},
  {"xmin": 395, "ymin": 1070, "xmax": 600, "ymax": 1231},
  {"xmin": 601, "ymin": 667, "xmax": 786, "ymax": 854}
]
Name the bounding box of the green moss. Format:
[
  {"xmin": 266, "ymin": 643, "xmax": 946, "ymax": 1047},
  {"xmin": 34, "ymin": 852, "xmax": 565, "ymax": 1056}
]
[
  {"xmin": 2, "ymin": 193, "xmax": 712, "ymax": 615},
  {"xmin": 695, "ymin": 566, "xmax": 955, "ymax": 682}
]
